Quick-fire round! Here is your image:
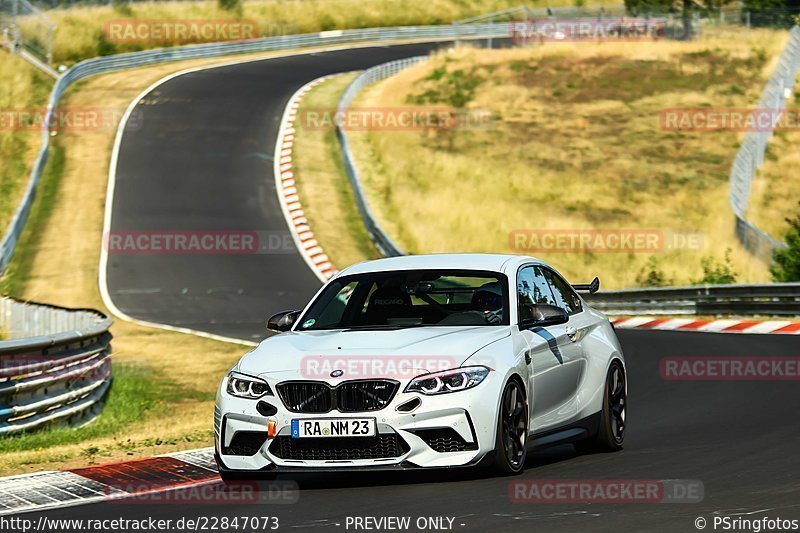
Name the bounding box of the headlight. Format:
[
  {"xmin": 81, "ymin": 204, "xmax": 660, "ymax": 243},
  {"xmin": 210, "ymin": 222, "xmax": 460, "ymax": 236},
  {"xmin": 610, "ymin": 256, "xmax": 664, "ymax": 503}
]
[
  {"xmin": 404, "ymin": 366, "xmax": 490, "ymax": 395},
  {"xmin": 226, "ymin": 371, "xmax": 273, "ymax": 399}
]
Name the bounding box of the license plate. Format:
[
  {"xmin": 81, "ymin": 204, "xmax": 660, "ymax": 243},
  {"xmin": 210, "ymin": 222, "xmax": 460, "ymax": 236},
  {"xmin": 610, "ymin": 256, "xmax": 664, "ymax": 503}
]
[{"xmin": 291, "ymin": 418, "xmax": 376, "ymax": 438}]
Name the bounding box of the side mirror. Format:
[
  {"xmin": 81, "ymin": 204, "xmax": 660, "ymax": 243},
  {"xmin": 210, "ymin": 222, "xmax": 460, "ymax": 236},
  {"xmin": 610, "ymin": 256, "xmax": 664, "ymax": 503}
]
[
  {"xmin": 267, "ymin": 310, "xmax": 301, "ymax": 333},
  {"xmin": 520, "ymin": 304, "xmax": 569, "ymax": 329}
]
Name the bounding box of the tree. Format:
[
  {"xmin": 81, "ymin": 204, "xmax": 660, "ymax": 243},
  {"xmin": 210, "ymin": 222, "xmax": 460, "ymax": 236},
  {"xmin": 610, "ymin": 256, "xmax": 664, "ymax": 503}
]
[
  {"xmin": 624, "ymin": 0, "xmax": 735, "ymax": 39},
  {"xmin": 771, "ymin": 202, "xmax": 800, "ymax": 282}
]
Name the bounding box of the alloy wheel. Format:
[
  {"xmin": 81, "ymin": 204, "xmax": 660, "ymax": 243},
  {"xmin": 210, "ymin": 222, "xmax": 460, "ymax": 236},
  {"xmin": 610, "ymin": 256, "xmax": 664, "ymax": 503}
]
[
  {"xmin": 608, "ymin": 364, "xmax": 626, "ymax": 443},
  {"xmin": 501, "ymin": 381, "xmax": 527, "ymax": 469}
]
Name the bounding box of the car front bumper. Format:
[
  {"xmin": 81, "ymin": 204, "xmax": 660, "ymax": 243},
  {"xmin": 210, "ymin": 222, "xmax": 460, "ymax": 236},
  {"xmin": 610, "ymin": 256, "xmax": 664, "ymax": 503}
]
[{"xmin": 214, "ymin": 374, "xmax": 502, "ymax": 472}]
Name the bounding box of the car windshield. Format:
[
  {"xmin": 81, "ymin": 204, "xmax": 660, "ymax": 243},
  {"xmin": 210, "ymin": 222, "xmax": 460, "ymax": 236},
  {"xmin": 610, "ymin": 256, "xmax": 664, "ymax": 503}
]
[{"xmin": 297, "ymin": 269, "xmax": 509, "ymax": 330}]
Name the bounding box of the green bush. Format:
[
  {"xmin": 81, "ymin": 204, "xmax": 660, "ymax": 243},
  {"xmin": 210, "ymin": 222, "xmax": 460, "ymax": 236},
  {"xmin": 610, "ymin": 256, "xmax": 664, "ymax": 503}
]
[
  {"xmin": 95, "ymin": 31, "xmax": 116, "ymax": 57},
  {"xmin": 218, "ymin": 0, "xmax": 242, "ymax": 12},
  {"xmin": 693, "ymin": 248, "xmax": 738, "ymax": 285},
  {"xmin": 410, "ymin": 66, "xmax": 484, "ymax": 109},
  {"xmin": 771, "ymin": 202, "xmax": 800, "ymax": 282},
  {"xmin": 636, "ymin": 256, "xmax": 672, "ymax": 287},
  {"xmin": 111, "ymin": 0, "xmax": 133, "ymax": 17}
]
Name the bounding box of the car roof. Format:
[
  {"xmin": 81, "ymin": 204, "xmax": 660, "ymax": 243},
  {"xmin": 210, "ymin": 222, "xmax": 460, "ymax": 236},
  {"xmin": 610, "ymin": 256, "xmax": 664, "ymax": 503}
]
[{"xmin": 336, "ymin": 253, "xmax": 544, "ymax": 277}]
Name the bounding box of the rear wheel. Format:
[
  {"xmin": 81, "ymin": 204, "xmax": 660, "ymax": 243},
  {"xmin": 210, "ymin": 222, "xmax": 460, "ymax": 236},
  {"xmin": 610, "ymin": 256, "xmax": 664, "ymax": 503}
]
[
  {"xmin": 492, "ymin": 379, "xmax": 528, "ymax": 475},
  {"xmin": 576, "ymin": 361, "xmax": 626, "ymax": 453}
]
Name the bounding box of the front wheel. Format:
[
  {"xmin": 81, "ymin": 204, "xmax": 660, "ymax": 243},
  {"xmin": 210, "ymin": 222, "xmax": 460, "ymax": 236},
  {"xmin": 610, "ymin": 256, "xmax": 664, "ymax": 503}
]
[
  {"xmin": 576, "ymin": 361, "xmax": 626, "ymax": 453},
  {"xmin": 492, "ymin": 379, "xmax": 528, "ymax": 475}
]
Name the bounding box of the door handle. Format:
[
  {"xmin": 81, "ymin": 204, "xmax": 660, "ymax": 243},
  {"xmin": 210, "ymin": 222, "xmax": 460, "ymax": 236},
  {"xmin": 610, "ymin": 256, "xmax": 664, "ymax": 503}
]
[{"xmin": 565, "ymin": 326, "xmax": 577, "ymax": 342}]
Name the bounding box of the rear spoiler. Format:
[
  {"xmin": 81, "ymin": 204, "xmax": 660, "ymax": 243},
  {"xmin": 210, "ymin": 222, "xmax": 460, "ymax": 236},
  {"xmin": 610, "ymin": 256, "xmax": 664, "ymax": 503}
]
[{"xmin": 572, "ymin": 277, "xmax": 600, "ymax": 294}]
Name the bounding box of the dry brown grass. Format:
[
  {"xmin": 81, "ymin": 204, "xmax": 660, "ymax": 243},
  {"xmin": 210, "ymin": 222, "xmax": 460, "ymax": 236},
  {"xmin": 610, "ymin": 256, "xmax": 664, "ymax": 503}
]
[
  {"xmin": 747, "ymin": 102, "xmax": 800, "ymax": 240},
  {"xmin": 0, "ymin": 52, "xmax": 52, "ymax": 235},
  {"xmin": 344, "ymin": 28, "xmax": 786, "ymax": 288},
  {"xmin": 42, "ymin": 0, "xmax": 620, "ymax": 65}
]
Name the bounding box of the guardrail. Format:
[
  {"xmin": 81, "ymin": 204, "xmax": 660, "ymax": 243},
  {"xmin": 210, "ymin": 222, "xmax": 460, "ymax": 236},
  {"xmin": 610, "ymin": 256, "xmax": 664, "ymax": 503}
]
[
  {"xmin": 728, "ymin": 25, "xmax": 800, "ymax": 262},
  {"xmin": 0, "ymin": 22, "xmax": 511, "ymax": 275},
  {"xmin": 586, "ymin": 283, "xmax": 800, "ymax": 316},
  {"xmin": 0, "ymin": 297, "xmax": 112, "ymax": 434},
  {"xmin": 337, "ymin": 56, "xmax": 427, "ymax": 257}
]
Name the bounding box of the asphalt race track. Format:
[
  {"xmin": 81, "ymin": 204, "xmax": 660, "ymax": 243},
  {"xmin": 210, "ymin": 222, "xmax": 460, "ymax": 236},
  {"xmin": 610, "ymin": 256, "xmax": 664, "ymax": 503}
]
[
  {"xmin": 84, "ymin": 42, "xmax": 800, "ymax": 531},
  {"xmin": 105, "ymin": 42, "xmax": 463, "ymax": 342},
  {"xmin": 28, "ymin": 330, "xmax": 800, "ymax": 531}
]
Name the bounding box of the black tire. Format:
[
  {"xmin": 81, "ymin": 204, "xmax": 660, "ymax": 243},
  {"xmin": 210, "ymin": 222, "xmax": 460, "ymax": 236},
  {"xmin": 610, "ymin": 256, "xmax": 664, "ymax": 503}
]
[
  {"xmin": 576, "ymin": 361, "xmax": 626, "ymax": 453},
  {"xmin": 492, "ymin": 379, "xmax": 528, "ymax": 475}
]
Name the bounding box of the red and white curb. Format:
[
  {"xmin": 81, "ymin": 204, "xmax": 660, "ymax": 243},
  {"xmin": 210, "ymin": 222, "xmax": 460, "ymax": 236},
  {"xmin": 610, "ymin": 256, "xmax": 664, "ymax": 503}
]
[
  {"xmin": 0, "ymin": 448, "xmax": 216, "ymax": 515},
  {"xmin": 611, "ymin": 316, "xmax": 800, "ymax": 335},
  {"xmin": 273, "ymin": 75, "xmax": 343, "ymax": 283}
]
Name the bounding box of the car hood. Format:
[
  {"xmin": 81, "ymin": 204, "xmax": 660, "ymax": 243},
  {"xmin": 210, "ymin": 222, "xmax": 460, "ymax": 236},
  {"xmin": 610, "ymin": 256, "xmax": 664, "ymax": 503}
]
[{"xmin": 237, "ymin": 326, "xmax": 511, "ymax": 377}]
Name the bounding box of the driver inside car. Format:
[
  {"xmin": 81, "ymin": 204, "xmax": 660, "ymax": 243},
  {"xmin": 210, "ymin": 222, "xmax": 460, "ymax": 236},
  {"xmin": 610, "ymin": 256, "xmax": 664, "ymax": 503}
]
[{"xmin": 471, "ymin": 282, "xmax": 504, "ymax": 324}]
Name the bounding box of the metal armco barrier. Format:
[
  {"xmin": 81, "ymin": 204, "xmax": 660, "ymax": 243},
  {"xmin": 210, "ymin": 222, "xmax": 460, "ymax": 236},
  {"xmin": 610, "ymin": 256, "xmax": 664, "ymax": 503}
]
[
  {"xmin": 0, "ymin": 297, "xmax": 112, "ymax": 434},
  {"xmin": 0, "ymin": 22, "xmax": 511, "ymax": 275},
  {"xmin": 337, "ymin": 56, "xmax": 428, "ymax": 257},
  {"xmin": 729, "ymin": 25, "xmax": 800, "ymax": 262},
  {"xmin": 586, "ymin": 283, "xmax": 800, "ymax": 316}
]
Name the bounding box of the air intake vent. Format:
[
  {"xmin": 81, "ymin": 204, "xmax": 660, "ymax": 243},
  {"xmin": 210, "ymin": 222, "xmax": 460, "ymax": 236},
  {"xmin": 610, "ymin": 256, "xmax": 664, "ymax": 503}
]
[
  {"xmin": 396, "ymin": 397, "xmax": 421, "ymax": 412},
  {"xmin": 269, "ymin": 433, "xmax": 409, "ymax": 461},
  {"xmin": 223, "ymin": 431, "xmax": 268, "ymax": 456},
  {"xmin": 412, "ymin": 427, "xmax": 478, "ymax": 453}
]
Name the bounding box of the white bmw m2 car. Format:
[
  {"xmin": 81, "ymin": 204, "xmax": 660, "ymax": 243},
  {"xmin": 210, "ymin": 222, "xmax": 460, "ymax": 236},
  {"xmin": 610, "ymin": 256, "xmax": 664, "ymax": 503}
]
[{"xmin": 215, "ymin": 254, "xmax": 626, "ymax": 478}]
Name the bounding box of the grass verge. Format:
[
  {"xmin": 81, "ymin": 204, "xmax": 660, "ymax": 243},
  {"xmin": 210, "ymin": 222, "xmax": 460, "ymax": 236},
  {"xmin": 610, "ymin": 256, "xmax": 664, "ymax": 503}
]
[
  {"xmin": 291, "ymin": 73, "xmax": 381, "ymax": 269},
  {"xmin": 342, "ymin": 28, "xmax": 787, "ymax": 288},
  {"xmin": 747, "ymin": 90, "xmax": 800, "ymax": 241},
  {"xmin": 0, "ymin": 139, "xmax": 64, "ymax": 296},
  {"xmin": 0, "ymin": 52, "xmax": 53, "ymax": 236},
  {"xmin": 38, "ymin": 0, "xmax": 620, "ymax": 66}
]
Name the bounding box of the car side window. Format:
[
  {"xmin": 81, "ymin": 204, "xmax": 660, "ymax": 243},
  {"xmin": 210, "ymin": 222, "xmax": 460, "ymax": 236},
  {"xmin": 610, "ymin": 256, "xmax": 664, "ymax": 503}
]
[
  {"xmin": 543, "ymin": 268, "xmax": 582, "ymax": 315},
  {"xmin": 517, "ymin": 266, "xmax": 556, "ymax": 322}
]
